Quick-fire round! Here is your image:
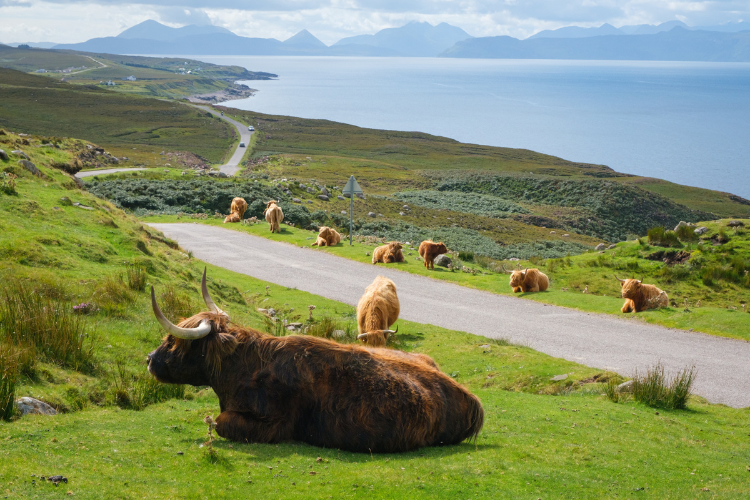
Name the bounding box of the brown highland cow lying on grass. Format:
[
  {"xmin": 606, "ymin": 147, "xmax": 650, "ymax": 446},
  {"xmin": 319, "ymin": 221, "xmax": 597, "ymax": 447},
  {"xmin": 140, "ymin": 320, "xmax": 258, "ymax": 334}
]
[
  {"xmin": 223, "ymin": 197, "xmax": 247, "ymax": 224},
  {"xmin": 356, "ymin": 275, "xmax": 400, "ymax": 347},
  {"xmin": 311, "ymin": 226, "xmax": 341, "ymax": 247},
  {"xmin": 372, "ymin": 241, "xmax": 405, "ymax": 264},
  {"xmin": 509, "ymin": 268, "xmax": 549, "ymax": 293},
  {"xmin": 418, "ymin": 240, "xmax": 448, "ymax": 270},
  {"xmin": 147, "ymin": 270, "xmax": 483, "ymax": 453},
  {"xmin": 264, "ymin": 200, "xmax": 284, "ymax": 233},
  {"xmin": 618, "ymin": 277, "xmax": 669, "ymax": 313}
]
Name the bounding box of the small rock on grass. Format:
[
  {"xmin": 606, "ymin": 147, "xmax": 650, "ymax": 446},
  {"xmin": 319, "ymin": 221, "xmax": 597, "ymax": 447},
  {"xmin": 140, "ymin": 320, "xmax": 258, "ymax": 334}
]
[
  {"xmin": 550, "ymin": 374, "xmax": 568, "ymax": 382},
  {"xmin": 616, "ymin": 380, "xmax": 634, "ymax": 393},
  {"xmin": 15, "ymin": 397, "xmax": 57, "ymax": 416}
]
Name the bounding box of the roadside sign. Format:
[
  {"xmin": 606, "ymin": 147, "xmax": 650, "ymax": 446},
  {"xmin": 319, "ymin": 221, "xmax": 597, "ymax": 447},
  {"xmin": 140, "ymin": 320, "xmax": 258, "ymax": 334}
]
[
  {"xmin": 342, "ymin": 175, "xmax": 362, "ymax": 245},
  {"xmin": 342, "ymin": 175, "xmax": 363, "ymax": 195}
]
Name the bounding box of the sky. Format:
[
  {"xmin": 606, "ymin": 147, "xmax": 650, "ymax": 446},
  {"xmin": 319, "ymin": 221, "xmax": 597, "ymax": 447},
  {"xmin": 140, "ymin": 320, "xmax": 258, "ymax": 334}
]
[{"xmin": 1, "ymin": 0, "xmax": 749, "ymax": 45}]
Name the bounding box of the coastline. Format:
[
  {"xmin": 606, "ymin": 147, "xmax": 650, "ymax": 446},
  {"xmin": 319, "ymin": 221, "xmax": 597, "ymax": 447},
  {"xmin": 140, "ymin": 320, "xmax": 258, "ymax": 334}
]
[{"xmin": 186, "ymin": 82, "xmax": 256, "ymax": 104}]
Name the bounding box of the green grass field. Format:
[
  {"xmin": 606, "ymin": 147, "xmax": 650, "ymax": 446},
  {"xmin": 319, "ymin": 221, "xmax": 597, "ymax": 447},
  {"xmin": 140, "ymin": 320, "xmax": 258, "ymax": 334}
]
[
  {"xmin": 0, "ymin": 68, "xmax": 236, "ymax": 164},
  {"xmin": 2, "ymin": 133, "xmax": 750, "ymax": 499}
]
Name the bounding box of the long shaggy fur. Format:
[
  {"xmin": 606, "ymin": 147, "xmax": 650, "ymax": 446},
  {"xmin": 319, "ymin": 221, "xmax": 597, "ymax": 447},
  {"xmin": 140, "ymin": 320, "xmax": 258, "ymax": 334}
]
[
  {"xmin": 147, "ymin": 310, "xmax": 484, "ymax": 453},
  {"xmin": 223, "ymin": 197, "xmax": 247, "ymax": 224},
  {"xmin": 620, "ymin": 279, "xmax": 669, "ymax": 313},
  {"xmin": 509, "ymin": 268, "xmax": 549, "ymax": 293},
  {"xmin": 418, "ymin": 240, "xmax": 448, "ymax": 270},
  {"xmin": 372, "ymin": 242, "xmax": 405, "ymax": 264},
  {"xmin": 356, "ymin": 276, "xmax": 400, "ymax": 347},
  {"xmin": 311, "ymin": 226, "xmax": 341, "ymax": 247},
  {"xmin": 264, "ymin": 200, "xmax": 284, "ymax": 233}
]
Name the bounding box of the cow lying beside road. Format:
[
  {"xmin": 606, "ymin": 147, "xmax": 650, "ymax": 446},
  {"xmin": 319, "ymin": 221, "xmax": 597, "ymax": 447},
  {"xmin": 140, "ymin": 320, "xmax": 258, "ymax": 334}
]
[
  {"xmin": 223, "ymin": 197, "xmax": 247, "ymax": 224},
  {"xmin": 264, "ymin": 200, "xmax": 284, "ymax": 233},
  {"xmin": 312, "ymin": 226, "xmax": 341, "ymax": 247},
  {"xmin": 509, "ymin": 268, "xmax": 549, "ymax": 293},
  {"xmin": 146, "ymin": 270, "xmax": 483, "ymax": 453},
  {"xmin": 356, "ymin": 276, "xmax": 400, "ymax": 347},
  {"xmin": 372, "ymin": 241, "xmax": 405, "ymax": 264},
  {"xmin": 418, "ymin": 240, "xmax": 448, "ymax": 270},
  {"xmin": 618, "ymin": 277, "xmax": 669, "ymax": 313}
]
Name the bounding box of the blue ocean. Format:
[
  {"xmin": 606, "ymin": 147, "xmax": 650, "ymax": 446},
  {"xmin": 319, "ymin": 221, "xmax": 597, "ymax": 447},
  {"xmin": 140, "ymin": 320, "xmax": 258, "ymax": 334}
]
[{"xmin": 200, "ymin": 56, "xmax": 750, "ymax": 199}]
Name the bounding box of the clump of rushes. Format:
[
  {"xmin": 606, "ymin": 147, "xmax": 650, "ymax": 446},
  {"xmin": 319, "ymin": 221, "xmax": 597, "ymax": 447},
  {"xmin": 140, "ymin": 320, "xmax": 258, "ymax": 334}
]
[
  {"xmin": 632, "ymin": 363, "xmax": 696, "ymax": 410},
  {"xmin": 0, "ymin": 343, "xmax": 21, "ymax": 421},
  {"xmin": 604, "ymin": 378, "xmax": 620, "ymax": 403},
  {"xmin": 125, "ymin": 264, "xmax": 147, "ymax": 291}
]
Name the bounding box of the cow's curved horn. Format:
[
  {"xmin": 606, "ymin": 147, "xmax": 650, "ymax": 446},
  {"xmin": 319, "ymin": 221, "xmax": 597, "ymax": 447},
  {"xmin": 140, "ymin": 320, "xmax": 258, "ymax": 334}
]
[
  {"xmin": 522, "ymin": 267, "xmax": 528, "ymax": 274},
  {"xmin": 384, "ymin": 325, "xmax": 399, "ymax": 334},
  {"xmin": 638, "ymin": 277, "xmax": 644, "ymax": 284},
  {"xmin": 201, "ymin": 268, "xmax": 227, "ymax": 317},
  {"xmin": 356, "ymin": 333, "xmax": 370, "ymax": 341},
  {"xmin": 151, "ymin": 287, "xmax": 211, "ymax": 340},
  {"xmin": 614, "ymin": 275, "xmax": 626, "ymax": 282}
]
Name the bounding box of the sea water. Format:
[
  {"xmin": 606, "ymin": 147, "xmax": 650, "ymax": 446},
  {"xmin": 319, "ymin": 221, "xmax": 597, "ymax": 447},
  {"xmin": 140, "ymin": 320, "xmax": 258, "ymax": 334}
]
[{"xmin": 197, "ymin": 56, "xmax": 750, "ymax": 199}]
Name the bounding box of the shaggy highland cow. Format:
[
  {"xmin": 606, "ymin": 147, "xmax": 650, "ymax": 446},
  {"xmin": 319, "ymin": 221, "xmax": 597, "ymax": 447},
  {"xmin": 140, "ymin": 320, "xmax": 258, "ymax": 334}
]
[
  {"xmin": 509, "ymin": 268, "xmax": 549, "ymax": 293},
  {"xmin": 418, "ymin": 240, "xmax": 448, "ymax": 270},
  {"xmin": 311, "ymin": 226, "xmax": 341, "ymax": 247},
  {"xmin": 356, "ymin": 276, "xmax": 400, "ymax": 347},
  {"xmin": 372, "ymin": 241, "xmax": 405, "ymax": 264},
  {"xmin": 223, "ymin": 197, "xmax": 247, "ymax": 224},
  {"xmin": 617, "ymin": 277, "xmax": 669, "ymax": 313},
  {"xmin": 264, "ymin": 200, "xmax": 284, "ymax": 233},
  {"xmin": 146, "ymin": 270, "xmax": 483, "ymax": 453}
]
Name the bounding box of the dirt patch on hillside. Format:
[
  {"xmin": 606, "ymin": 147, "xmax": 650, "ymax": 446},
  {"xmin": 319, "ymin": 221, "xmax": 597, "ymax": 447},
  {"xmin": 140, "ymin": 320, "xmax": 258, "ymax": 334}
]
[{"xmin": 647, "ymin": 249, "xmax": 691, "ymax": 265}]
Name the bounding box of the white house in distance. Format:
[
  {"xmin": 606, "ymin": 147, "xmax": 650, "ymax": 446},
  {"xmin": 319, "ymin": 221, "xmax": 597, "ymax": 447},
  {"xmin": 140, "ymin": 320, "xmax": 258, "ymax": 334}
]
[{"xmin": 123, "ymin": 75, "xmax": 136, "ymax": 81}]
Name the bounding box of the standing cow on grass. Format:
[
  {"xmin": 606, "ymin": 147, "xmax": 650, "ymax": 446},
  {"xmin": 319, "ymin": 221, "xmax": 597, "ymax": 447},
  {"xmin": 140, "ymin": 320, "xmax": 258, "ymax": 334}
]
[
  {"xmin": 146, "ymin": 269, "xmax": 483, "ymax": 453},
  {"xmin": 356, "ymin": 276, "xmax": 400, "ymax": 347},
  {"xmin": 617, "ymin": 277, "xmax": 669, "ymax": 313},
  {"xmin": 264, "ymin": 200, "xmax": 284, "ymax": 233},
  {"xmin": 312, "ymin": 226, "xmax": 341, "ymax": 247},
  {"xmin": 223, "ymin": 197, "xmax": 247, "ymax": 224},
  {"xmin": 372, "ymin": 241, "xmax": 405, "ymax": 264},
  {"xmin": 509, "ymin": 268, "xmax": 549, "ymax": 293},
  {"xmin": 418, "ymin": 240, "xmax": 448, "ymax": 270}
]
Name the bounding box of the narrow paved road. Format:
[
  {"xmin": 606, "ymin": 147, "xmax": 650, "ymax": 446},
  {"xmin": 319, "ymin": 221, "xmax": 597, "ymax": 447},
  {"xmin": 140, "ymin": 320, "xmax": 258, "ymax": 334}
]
[
  {"xmin": 194, "ymin": 105, "xmax": 252, "ymax": 176},
  {"xmin": 150, "ymin": 223, "xmax": 750, "ymax": 408},
  {"xmin": 76, "ymin": 167, "xmax": 146, "ymax": 178}
]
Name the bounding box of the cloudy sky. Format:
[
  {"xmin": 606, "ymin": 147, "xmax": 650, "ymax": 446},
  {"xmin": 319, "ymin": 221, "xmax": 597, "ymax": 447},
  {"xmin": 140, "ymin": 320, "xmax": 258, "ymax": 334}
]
[{"xmin": 1, "ymin": 0, "xmax": 749, "ymax": 44}]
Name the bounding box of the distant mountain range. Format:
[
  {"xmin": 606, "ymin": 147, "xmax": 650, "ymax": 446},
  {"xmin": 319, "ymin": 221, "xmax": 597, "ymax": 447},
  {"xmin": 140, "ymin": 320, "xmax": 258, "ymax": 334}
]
[
  {"xmin": 442, "ymin": 27, "xmax": 750, "ymax": 61},
  {"xmin": 52, "ymin": 20, "xmax": 469, "ymax": 57},
  {"xmin": 38, "ymin": 19, "xmax": 750, "ymax": 61},
  {"xmin": 529, "ymin": 20, "xmax": 750, "ymax": 39}
]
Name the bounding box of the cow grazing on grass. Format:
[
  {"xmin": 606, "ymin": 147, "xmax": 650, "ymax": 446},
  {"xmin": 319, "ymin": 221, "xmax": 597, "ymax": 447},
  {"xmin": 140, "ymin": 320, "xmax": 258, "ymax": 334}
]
[
  {"xmin": 418, "ymin": 240, "xmax": 448, "ymax": 270},
  {"xmin": 311, "ymin": 226, "xmax": 341, "ymax": 247},
  {"xmin": 372, "ymin": 242, "xmax": 405, "ymax": 264},
  {"xmin": 617, "ymin": 277, "xmax": 669, "ymax": 313},
  {"xmin": 264, "ymin": 200, "xmax": 284, "ymax": 233},
  {"xmin": 509, "ymin": 268, "xmax": 549, "ymax": 293},
  {"xmin": 356, "ymin": 276, "xmax": 400, "ymax": 347},
  {"xmin": 146, "ymin": 269, "xmax": 483, "ymax": 453}
]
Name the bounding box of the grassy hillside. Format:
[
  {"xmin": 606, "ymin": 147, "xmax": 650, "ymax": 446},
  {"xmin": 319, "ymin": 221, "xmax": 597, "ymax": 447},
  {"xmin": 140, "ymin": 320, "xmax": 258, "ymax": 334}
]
[
  {"xmin": 0, "ymin": 46, "xmax": 276, "ymax": 99},
  {"xmin": 0, "ymin": 68, "xmax": 235, "ymax": 164},
  {"xmin": 224, "ymin": 106, "xmax": 750, "ymax": 223},
  {"xmin": 2, "ymin": 131, "xmax": 750, "ymax": 499}
]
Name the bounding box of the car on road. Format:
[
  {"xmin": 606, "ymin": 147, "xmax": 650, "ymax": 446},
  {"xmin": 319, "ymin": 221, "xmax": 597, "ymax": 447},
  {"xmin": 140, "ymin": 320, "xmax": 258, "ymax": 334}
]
[
  {"xmin": 239, "ymin": 142, "xmax": 246, "ymax": 147},
  {"xmin": 248, "ymin": 126, "xmax": 255, "ymax": 131}
]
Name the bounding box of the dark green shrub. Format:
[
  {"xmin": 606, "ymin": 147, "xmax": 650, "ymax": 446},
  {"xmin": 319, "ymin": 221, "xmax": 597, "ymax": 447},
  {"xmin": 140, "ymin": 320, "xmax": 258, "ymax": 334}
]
[
  {"xmin": 392, "ymin": 190, "xmax": 528, "ymax": 218},
  {"xmin": 0, "ymin": 343, "xmax": 21, "ymax": 420},
  {"xmin": 458, "ymin": 251, "xmax": 474, "ymax": 262}
]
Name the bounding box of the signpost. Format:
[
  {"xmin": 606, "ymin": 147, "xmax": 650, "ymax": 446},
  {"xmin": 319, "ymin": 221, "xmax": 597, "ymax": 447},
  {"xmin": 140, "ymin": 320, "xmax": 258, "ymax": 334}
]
[{"xmin": 342, "ymin": 175, "xmax": 363, "ymax": 246}]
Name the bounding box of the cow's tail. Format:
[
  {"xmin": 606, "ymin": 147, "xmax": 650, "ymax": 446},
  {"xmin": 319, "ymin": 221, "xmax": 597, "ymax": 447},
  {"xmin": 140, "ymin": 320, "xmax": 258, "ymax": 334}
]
[{"xmin": 464, "ymin": 393, "xmax": 484, "ymax": 443}]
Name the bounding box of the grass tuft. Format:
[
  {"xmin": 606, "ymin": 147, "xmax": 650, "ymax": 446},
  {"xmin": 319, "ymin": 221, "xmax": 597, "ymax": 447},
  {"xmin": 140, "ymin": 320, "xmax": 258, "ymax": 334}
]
[
  {"xmin": 125, "ymin": 263, "xmax": 147, "ymax": 292},
  {"xmin": 0, "ymin": 342, "xmax": 21, "ymax": 420},
  {"xmin": 632, "ymin": 363, "xmax": 696, "ymax": 410}
]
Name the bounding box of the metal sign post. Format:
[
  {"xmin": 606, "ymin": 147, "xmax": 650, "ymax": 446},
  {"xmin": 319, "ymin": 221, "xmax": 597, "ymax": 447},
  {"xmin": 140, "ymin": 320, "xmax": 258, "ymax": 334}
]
[{"xmin": 342, "ymin": 175, "xmax": 363, "ymax": 246}]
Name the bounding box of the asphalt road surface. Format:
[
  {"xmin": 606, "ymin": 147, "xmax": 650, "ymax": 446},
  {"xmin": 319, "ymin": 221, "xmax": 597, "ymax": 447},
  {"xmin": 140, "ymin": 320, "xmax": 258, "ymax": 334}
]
[
  {"xmin": 196, "ymin": 105, "xmax": 252, "ymax": 176},
  {"xmin": 76, "ymin": 167, "xmax": 146, "ymax": 178},
  {"xmin": 150, "ymin": 223, "xmax": 750, "ymax": 408}
]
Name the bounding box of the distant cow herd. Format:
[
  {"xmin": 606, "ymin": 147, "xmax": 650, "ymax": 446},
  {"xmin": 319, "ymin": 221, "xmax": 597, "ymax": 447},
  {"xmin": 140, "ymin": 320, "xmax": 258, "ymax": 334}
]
[{"xmin": 148, "ymin": 195, "xmax": 668, "ymax": 452}]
